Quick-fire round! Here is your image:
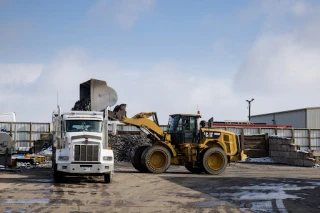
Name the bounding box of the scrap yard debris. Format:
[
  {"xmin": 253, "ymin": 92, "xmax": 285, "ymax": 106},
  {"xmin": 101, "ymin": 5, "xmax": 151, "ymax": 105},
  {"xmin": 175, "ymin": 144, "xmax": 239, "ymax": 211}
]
[
  {"xmin": 108, "ymin": 134, "xmax": 151, "ymax": 162},
  {"xmin": 72, "ymin": 96, "xmax": 91, "ymax": 111}
]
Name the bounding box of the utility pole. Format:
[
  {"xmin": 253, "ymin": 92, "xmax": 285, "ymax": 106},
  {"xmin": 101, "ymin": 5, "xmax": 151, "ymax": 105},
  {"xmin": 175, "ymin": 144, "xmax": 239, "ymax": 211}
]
[{"xmin": 246, "ymin": 98, "xmax": 254, "ymax": 121}]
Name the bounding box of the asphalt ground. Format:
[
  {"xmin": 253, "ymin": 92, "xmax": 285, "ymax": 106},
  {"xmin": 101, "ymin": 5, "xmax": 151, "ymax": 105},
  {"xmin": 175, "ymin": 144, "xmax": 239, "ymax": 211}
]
[{"xmin": 0, "ymin": 162, "xmax": 320, "ymax": 213}]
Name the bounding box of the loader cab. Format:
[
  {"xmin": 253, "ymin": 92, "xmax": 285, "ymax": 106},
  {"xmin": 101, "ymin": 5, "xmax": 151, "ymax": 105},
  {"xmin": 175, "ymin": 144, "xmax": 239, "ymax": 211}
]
[{"xmin": 168, "ymin": 114, "xmax": 201, "ymax": 145}]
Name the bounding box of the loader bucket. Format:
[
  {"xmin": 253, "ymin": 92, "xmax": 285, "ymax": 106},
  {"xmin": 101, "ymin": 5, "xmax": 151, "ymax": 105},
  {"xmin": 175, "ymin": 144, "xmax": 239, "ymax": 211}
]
[
  {"xmin": 108, "ymin": 104, "xmax": 127, "ymax": 121},
  {"xmin": 74, "ymin": 78, "xmax": 118, "ymax": 111}
]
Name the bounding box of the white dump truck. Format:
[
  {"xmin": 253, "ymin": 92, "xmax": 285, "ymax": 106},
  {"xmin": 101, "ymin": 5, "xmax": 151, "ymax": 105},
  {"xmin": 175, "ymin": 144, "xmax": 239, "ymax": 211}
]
[
  {"xmin": 51, "ymin": 78, "xmax": 118, "ymax": 183},
  {"xmin": 52, "ymin": 106, "xmax": 114, "ymax": 183}
]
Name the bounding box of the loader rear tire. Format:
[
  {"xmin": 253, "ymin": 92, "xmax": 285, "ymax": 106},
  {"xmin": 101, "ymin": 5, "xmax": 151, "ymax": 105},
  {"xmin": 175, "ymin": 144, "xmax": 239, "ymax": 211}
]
[
  {"xmin": 201, "ymin": 147, "xmax": 228, "ymax": 175},
  {"xmin": 185, "ymin": 165, "xmax": 204, "ymax": 174},
  {"xmin": 141, "ymin": 145, "xmax": 171, "ymax": 174},
  {"xmin": 131, "ymin": 146, "xmax": 150, "ymax": 173}
]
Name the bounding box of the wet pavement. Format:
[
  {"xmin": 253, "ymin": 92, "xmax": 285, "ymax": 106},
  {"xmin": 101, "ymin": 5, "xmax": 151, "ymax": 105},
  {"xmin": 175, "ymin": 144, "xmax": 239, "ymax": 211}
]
[{"xmin": 0, "ymin": 162, "xmax": 319, "ymax": 213}]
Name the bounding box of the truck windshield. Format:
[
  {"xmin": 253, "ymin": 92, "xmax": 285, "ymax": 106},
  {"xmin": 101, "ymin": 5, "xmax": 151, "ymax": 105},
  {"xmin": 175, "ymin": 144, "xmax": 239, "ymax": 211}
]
[{"xmin": 66, "ymin": 120, "xmax": 102, "ymax": 132}]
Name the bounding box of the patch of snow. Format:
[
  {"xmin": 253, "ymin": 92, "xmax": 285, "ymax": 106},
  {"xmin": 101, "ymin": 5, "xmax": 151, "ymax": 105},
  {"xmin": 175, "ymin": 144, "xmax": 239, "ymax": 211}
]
[
  {"xmin": 37, "ymin": 146, "xmax": 52, "ymax": 155},
  {"xmin": 17, "ymin": 162, "xmax": 34, "ymax": 169},
  {"xmin": 241, "ymin": 201, "xmax": 273, "ymax": 213},
  {"xmin": 296, "ymin": 150, "xmax": 309, "ymax": 153},
  {"xmin": 209, "ymin": 182, "xmax": 320, "ymax": 213}
]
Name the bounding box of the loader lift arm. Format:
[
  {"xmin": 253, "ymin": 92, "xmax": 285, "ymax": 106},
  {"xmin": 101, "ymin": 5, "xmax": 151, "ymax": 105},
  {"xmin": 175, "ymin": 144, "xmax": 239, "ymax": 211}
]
[{"xmin": 108, "ymin": 104, "xmax": 165, "ymax": 142}]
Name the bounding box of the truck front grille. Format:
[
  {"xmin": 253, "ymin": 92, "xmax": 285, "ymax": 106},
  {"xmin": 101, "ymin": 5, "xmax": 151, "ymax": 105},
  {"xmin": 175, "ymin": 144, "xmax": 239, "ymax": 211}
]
[{"xmin": 74, "ymin": 145, "xmax": 99, "ymax": 161}]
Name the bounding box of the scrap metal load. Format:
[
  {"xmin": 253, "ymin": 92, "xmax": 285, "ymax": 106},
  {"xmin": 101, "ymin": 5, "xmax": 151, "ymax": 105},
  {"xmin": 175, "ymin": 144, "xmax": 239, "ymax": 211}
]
[
  {"xmin": 108, "ymin": 135, "xmax": 151, "ymax": 162},
  {"xmin": 72, "ymin": 96, "xmax": 91, "ymax": 111}
]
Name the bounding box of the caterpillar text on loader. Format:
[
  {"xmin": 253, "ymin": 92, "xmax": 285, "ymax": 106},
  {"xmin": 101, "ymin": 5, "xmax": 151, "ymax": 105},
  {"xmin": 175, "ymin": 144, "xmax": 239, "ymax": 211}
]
[{"xmin": 108, "ymin": 105, "xmax": 247, "ymax": 175}]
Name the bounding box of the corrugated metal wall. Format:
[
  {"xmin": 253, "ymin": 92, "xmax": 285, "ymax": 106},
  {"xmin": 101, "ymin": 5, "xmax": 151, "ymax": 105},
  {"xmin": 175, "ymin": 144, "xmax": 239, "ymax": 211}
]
[
  {"xmin": 0, "ymin": 122, "xmax": 50, "ymax": 149},
  {"xmin": 2, "ymin": 121, "xmax": 320, "ymax": 151},
  {"xmin": 251, "ymin": 109, "xmax": 307, "ymax": 128},
  {"xmin": 307, "ymin": 109, "xmax": 320, "ymax": 128},
  {"xmin": 250, "ymin": 114, "xmax": 274, "ymax": 125}
]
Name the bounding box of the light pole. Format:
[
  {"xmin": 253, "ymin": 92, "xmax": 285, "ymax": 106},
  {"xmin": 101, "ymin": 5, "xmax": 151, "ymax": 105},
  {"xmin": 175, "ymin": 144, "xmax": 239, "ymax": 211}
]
[{"xmin": 246, "ymin": 98, "xmax": 254, "ymax": 121}]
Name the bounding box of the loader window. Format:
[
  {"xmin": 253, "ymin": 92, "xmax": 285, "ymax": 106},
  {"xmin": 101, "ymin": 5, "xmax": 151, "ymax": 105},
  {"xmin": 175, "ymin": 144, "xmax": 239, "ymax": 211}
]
[
  {"xmin": 168, "ymin": 116, "xmax": 181, "ymax": 132},
  {"xmin": 66, "ymin": 120, "xmax": 102, "ymax": 132}
]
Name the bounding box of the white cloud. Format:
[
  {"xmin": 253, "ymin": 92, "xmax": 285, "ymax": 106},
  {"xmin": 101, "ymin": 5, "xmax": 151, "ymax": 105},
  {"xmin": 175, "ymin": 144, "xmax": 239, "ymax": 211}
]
[
  {"xmin": 0, "ymin": 63, "xmax": 43, "ymax": 85},
  {"xmin": 87, "ymin": 0, "xmax": 156, "ymax": 29},
  {"xmin": 0, "ymin": 49, "xmax": 250, "ymax": 123},
  {"xmin": 291, "ymin": 1, "xmax": 308, "ymax": 16},
  {"xmin": 233, "ymin": 0, "xmax": 320, "ymax": 113}
]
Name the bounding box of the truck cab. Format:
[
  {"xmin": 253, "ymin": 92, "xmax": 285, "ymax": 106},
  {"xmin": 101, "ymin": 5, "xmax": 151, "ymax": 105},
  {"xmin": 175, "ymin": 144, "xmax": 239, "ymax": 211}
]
[{"xmin": 52, "ymin": 108, "xmax": 114, "ymax": 183}]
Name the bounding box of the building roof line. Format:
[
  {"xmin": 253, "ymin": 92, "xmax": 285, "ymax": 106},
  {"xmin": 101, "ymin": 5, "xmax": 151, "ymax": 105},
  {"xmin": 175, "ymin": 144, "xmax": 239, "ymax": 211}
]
[{"xmin": 251, "ymin": 107, "xmax": 320, "ymax": 117}]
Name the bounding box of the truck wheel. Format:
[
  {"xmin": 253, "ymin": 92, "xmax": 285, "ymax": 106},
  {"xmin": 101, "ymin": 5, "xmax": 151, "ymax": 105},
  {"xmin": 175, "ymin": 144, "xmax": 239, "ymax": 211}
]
[
  {"xmin": 53, "ymin": 164, "xmax": 64, "ymax": 183},
  {"xmin": 131, "ymin": 146, "xmax": 150, "ymax": 173},
  {"xmin": 141, "ymin": 145, "xmax": 171, "ymax": 174},
  {"xmin": 185, "ymin": 165, "xmax": 204, "ymax": 174},
  {"xmin": 201, "ymin": 147, "xmax": 228, "ymax": 175},
  {"xmin": 104, "ymin": 173, "xmax": 112, "ymax": 184}
]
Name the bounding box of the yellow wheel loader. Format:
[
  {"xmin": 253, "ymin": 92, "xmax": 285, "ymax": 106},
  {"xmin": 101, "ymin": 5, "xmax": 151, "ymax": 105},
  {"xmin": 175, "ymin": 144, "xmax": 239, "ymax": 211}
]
[{"xmin": 108, "ymin": 104, "xmax": 247, "ymax": 175}]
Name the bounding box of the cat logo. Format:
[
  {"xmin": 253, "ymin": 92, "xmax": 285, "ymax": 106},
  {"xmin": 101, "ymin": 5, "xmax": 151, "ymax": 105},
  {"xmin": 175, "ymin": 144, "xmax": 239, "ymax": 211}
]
[{"xmin": 203, "ymin": 131, "xmax": 221, "ymax": 138}]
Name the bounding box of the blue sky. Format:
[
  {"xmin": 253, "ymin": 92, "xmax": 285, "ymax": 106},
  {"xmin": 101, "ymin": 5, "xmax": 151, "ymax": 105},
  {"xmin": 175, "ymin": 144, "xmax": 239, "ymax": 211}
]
[
  {"xmin": 1, "ymin": 1, "xmax": 251, "ymax": 66},
  {"xmin": 1, "ymin": 0, "xmax": 320, "ymax": 123}
]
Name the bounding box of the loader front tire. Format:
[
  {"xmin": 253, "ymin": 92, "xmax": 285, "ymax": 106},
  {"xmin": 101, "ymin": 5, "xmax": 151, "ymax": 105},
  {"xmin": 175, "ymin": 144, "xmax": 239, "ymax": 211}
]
[
  {"xmin": 202, "ymin": 147, "xmax": 228, "ymax": 175},
  {"xmin": 131, "ymin": 145, "xmax": 150, "ymax": 173},
  {"xmin": 141, "ymin": 145, "xmax": 171, "ymax": 174}
]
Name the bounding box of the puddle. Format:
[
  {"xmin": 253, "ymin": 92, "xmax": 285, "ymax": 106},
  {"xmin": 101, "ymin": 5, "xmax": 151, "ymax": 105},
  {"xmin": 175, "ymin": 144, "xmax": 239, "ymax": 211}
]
[
  {"xmin": 0, "ymin": 190, "xmax": 52, "ymax": 194},
  {"xmin": 4, "ymin": 207, "xmax": 31, "ymax": 213},
  {"xmin": 0, "ymin": 198, "xmax": 50, "ymax": 204},
  {"xmin": 20, "ymin": 178, "xmax": 53, "ymax": 183},
  {"xmin": 194, "ymin": 200, "xmax": 227, "ymax": 208}
]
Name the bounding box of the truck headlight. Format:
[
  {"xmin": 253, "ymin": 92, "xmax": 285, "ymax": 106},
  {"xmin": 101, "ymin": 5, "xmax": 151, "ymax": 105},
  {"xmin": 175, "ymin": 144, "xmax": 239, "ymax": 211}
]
[
  {"xmin": 103, "ymin": 156, "xmax": 113, "ymax": 161},
  {"xmin": 58, "ymin": 156, "xmax": 69, "ymax": 161}
]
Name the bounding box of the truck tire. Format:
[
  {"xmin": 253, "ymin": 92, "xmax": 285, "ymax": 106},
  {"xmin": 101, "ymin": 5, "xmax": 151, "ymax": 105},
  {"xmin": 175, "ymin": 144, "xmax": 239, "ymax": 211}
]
[
  {"xmin": 131, "ymin": 145, "xmax": 150, "ymax": 173},
  {"xmin": 201, "ymin": 147, "xmax": 228, "ymax": 175},
  {"xmin": 53, "ymin": 164, "xmax": 64, "ymax": 183},
  {"xmin": 104, "ymin": 173, "xmax": 112, "ymax": 184},
  {"xmin": 141, "ymin": 145, "xmax": 171, "ymax": 174}
]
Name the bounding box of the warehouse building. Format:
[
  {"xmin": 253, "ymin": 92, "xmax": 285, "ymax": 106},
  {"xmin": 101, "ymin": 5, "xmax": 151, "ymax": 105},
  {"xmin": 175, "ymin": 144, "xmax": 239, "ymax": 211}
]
[{"xmin": 251, "ymin": 107, "xmax": 320, "ymax": 129}]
